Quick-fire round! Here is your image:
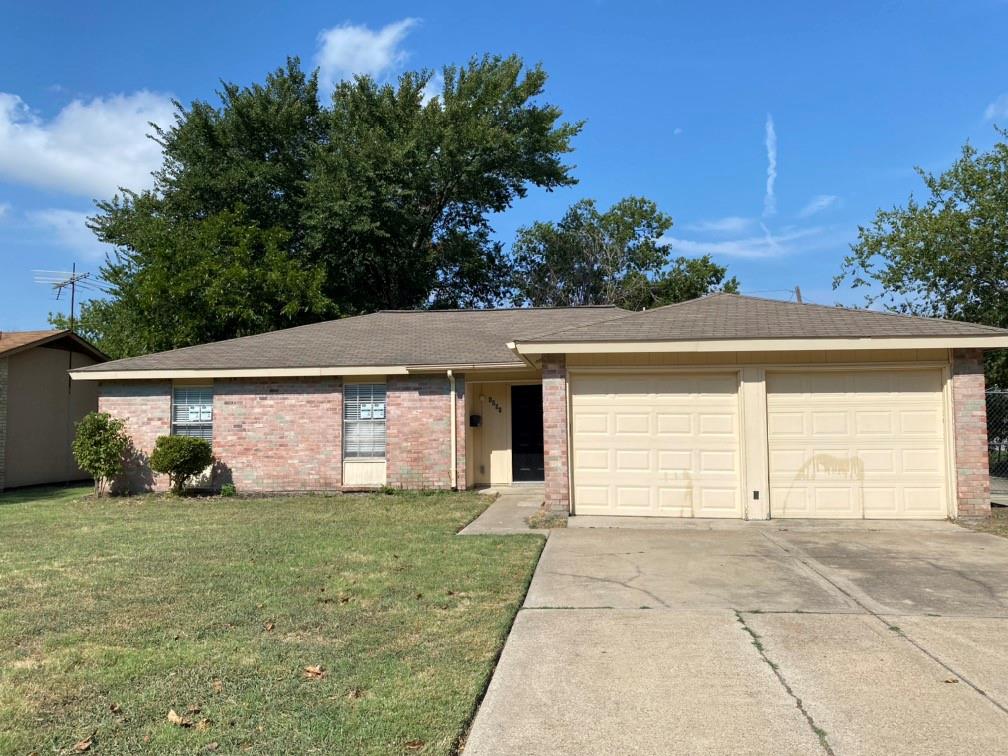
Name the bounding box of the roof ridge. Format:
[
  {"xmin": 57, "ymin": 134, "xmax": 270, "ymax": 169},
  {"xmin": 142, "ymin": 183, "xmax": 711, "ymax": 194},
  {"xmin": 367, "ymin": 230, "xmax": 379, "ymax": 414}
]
[{"xmin": 376, "ymin": 305, "xmax": 623, "ymax": 313}]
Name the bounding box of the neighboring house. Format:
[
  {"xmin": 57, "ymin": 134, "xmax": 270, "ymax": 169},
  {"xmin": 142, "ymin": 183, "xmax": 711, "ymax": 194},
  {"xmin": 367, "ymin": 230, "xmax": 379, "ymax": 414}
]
[
  {"xmin": 0, "ymin": 330, "xmax": 107, "ymax": 491},
  {"xmin": 70, "ymin": 294, "xmax": 1008, "ymax": 520}
]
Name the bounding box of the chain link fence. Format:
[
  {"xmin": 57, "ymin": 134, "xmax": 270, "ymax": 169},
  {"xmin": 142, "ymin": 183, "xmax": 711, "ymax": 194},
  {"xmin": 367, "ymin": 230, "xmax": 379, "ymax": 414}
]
[{"xmin": 987, "ymin": 390, "xmax": 1008, "ymax": 497}]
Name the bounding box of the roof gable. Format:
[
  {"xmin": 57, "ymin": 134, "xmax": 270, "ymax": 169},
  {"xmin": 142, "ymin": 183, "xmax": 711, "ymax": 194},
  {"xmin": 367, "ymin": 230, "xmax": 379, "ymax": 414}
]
[
  {"xmin": 518, "ymin": 293, "xmax": 1008, "ymax": 343},
  {"xmin": 0, "ymin": 330, "xmax": 107, "ymax": 361}
]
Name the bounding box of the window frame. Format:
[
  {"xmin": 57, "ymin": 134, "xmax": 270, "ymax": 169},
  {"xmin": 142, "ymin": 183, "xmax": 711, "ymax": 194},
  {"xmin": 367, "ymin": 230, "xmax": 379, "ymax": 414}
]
[
  {"xmin": 171, "ymin": 383, "xmax": 214, "ymax": 445},
  {"xmin": 343, "ymin": 382, "xmax": 387, "ymax": 461}
]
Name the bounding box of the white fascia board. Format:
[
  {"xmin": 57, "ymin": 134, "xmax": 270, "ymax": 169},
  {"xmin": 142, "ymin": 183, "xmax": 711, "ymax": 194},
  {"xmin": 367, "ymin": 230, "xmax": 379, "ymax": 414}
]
[{"xmin": 513, "ymin": 336, "xmax": 1008, "ymax": 355}]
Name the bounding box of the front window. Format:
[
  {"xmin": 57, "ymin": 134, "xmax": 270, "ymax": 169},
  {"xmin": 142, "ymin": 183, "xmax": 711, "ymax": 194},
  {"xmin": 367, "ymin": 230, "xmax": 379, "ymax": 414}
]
[
  {"xmin": 172, "ymin": 386, "xmax": 213, "ymax": 443},
  {"xmin": 344, "ymin": 383, "xmax": 386, "ymax": 459}
]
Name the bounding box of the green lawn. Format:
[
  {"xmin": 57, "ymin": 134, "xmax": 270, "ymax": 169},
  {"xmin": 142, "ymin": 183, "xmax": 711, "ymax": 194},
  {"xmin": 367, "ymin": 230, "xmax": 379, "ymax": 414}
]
[{"xmin": 0, "ymin": 486, "xmax": 544, "ymax": 755}]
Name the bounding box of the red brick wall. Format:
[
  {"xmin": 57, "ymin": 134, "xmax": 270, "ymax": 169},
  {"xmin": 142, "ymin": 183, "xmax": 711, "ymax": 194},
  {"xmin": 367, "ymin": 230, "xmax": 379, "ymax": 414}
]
[
  {"xmin": 213, "ymin": 378, "xmax": 342, "ymax": 491},
  {"xmin": 99, "ymin": 381, "xmax": 171, "ymax": 493},
  {"xmin": 542, "ymin": 355, "xmax": 570, "ymax": 514},
  {"xmin": 387, "ymin": 374, "xmax": 463, "ymax": 490},
  {"xmin": 951, "ymin": 349, "xmax": 991, "ymax": 518}
]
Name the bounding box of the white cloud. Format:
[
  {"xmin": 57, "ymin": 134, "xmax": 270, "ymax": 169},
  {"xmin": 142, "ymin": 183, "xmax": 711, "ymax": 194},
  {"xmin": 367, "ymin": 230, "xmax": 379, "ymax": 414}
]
[
  {"xmin": 763, "ymin": 113, "xmax": 777, "ymax": 217},
  {"xmin": 27, "ymin": 209, "xmax": 109, "ymax": 260},
  {"xmin": 315, "ymin": 19, "xmax": 419, "ymax": 92},
  {"xmin": 0, "ymin": 91, "xmax": 174, "ymax": 199},
  {"xmin": 798, "ymin": 194, "xmax": 839, "ymax": 218},
  {"xmin": 683, "ymin": 216, "xmax": 754, "ymax": 234},
  {"xmin": 664, "ymin": 225, "xmax": 828, "ymax": 260},
  {"xmin": 984, "ymin": 93, "xmax": 1008, "ymax": 120}
]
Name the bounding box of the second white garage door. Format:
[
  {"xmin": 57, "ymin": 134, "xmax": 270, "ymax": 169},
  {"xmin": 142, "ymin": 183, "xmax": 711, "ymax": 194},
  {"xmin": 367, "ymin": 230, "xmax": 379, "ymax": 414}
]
[
  {"xmin": 766, "ymin": 368, "xmax": 950, "ymax": 519},
  {"xmin": 570, "ymin": 372, "xmax": 743, "ymax": 517}
]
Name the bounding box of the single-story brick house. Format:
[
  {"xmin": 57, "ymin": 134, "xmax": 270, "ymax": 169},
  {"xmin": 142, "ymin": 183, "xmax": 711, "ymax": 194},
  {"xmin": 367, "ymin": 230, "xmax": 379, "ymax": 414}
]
[
  {"xmin": 70, "ymin": 294, "xmax": 1008, "ymax": 520},
  {"xmin": 1, "ymin": 329, "xmax": 106, "ymax": 491}
]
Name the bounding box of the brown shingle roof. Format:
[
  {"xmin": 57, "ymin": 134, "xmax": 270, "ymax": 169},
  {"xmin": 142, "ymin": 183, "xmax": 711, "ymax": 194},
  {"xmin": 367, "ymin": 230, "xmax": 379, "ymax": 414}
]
[
  {"xmin": 73, "ymin": 307, "xmax": 626, "ymax": 373},
  {"xmin": 0, "ymin": 329, "xmax": 107, "ymax": 360},
  {"xmin": 519, "ymin": 293, "xmax": 1008, "ymax": 343}
]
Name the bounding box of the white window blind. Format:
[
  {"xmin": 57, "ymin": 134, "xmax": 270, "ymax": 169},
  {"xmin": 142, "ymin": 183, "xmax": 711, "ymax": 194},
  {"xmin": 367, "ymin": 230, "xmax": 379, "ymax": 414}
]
[
  {"xmin": 344, "ymin": 384, "xmax": 386, "ymax": 459},
  {"xmin": 172, "ymin": 386, "xmax": 213, "ymax": 443}
]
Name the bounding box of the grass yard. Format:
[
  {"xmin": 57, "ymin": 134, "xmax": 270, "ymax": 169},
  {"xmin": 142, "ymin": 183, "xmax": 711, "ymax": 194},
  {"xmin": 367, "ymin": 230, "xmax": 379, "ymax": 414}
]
[
  {"xmin": 0, "ymin": 486, "xmax": 544, "ymax": 755},
  {"xmin": 969, "ymin": 503, "xmax": 1008, "ymax": 539}
]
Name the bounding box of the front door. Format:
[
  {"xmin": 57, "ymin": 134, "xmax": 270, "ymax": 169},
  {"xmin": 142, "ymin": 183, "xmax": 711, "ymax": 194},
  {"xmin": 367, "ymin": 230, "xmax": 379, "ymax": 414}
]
[{"xmin": 511, "ymin": 384, "xmax": 545, "ymax": 482}]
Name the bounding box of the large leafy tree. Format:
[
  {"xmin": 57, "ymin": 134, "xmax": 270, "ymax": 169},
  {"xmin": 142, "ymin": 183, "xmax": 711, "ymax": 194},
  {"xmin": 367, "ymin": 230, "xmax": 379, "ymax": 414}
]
[
  {"xmin": 510, "ymin": 196, "xmax": 738, "ymax": 309},
  {"xmin": 60, "ymin": 56, "xmax": 581, "ymax": 357},
  {"xmin": 836, "ymin": 130, "xmax": 1008, "ymax": 385}
]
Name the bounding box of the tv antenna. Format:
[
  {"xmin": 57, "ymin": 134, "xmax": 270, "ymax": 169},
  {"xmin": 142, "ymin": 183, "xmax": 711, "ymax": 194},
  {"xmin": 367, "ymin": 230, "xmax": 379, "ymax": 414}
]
[{"xmin": 32, "ymin": 263, "xmax": 101, "ymax": 332}]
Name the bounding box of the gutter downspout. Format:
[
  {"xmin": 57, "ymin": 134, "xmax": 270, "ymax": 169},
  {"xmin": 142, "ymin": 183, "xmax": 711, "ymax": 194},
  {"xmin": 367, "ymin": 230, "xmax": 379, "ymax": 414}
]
[{"xmin": 447, "ymin": 369, "xmax": 457, "ymax": 490}]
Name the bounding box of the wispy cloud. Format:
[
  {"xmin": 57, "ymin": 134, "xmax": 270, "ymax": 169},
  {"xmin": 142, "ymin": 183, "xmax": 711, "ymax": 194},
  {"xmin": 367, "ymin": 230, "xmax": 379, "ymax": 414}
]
[
  {"xmin": 0, "ymin": 202, "xmax": 9, "ymax": 220},
  {"xmin": 0, "ymin": 91, "xmax": 173, "ymax": 198},
  {"xmin": 798, "ymin": 194, "xmax": 839, "ymax": 218},
  {"xmin": 683, "ymin": 216, "xmax": 754, "ymax": 233},
  {"xmin": 763, "ymin": 113, "xmax": 777, "ymax": 217},
  {"xmin": 27, "ymin": 209, "xmax": 108, "ymax": 260},
  {"xmin": 673, "ymin": 127, "xmax": 683, "ymax": 136},
  {"xmin": 315, "ymin": 19, "xmax": 419, "ymax": 93},
  {"xmin": 984, "ymin": 93, "xmax": 1008, "ymax": 120},
  {"xmin": 664, "ymin": 225, "xmax": 829, "ymax": 260}
]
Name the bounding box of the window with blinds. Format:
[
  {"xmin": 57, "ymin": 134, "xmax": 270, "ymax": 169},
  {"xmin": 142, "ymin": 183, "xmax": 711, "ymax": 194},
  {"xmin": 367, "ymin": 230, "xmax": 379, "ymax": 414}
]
[
  {"xmin": 344, "ymin": 383, "xmax": 386, "ymax": 459},
  {"xmin": 172, "ymin": 386, "xmax": 213, "ymax": 443}
]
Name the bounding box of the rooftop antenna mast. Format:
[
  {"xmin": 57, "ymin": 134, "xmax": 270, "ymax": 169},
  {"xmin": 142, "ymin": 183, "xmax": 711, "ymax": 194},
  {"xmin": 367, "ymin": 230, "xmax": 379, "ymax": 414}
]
[{"xmin": 32, "ymin": 263, "xmax": 95, "ymax": 332}]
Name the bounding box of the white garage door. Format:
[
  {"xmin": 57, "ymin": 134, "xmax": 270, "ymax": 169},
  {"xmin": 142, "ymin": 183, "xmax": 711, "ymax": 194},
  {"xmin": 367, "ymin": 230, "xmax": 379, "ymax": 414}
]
[
  {"xmin": 766, "ymin": 369, "xmax": 949, "ymax": 519},
  {"xmin": 570, "ymin": 372, "xmax": 743, "ymax": 517}
]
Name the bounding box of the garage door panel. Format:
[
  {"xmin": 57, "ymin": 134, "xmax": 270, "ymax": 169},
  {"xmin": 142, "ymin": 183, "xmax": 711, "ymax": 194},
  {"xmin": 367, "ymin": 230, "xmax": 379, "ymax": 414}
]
[
  {"xmin": 573, "ymin": 413, "xmax": 608, "ymax": 434},
  {"xmin": 571, "ymin": 372, "xmax": 743, "ymax": 518},
  {"xmin": 767, "ymin": 368, "xmax": 949, "ymax": 520}
]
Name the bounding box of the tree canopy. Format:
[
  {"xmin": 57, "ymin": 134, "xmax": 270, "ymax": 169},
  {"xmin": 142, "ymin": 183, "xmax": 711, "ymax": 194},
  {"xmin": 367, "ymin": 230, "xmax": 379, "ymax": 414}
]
[
  {"xmin": 62, "ymin": 56, "xmax": 582, "ymax": 357},
  {"xmin": 510, "ymin": 196, "xmax": 738, "ymax": 309},
  {"xmin": 836, "ymin": 130, "xmax": 1008, "ymax": 384}
]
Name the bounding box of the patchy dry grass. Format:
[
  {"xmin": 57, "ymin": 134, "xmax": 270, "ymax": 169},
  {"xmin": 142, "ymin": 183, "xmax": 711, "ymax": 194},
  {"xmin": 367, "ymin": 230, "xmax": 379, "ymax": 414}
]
[
  {"xmin": 525, "ymin": 509, "xmax": 568, "ymax": 530},
  {"xmin": 967, "ymin": 504, "xmax": 1008, "ymax": 539},
  {"xmin": 0, "ymin": 486, "xmax": 544, "ymax": 755}
]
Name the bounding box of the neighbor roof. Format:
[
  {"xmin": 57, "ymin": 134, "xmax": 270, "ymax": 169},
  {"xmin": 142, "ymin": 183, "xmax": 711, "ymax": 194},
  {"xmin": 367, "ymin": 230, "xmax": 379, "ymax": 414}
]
[
  {"xmin": 0, "ymin": 329, "xmax": 107, "ymax": 361},
  {"xmin": 517, "ymin": 293, "xmax": 1008, "ymax": 344},
  {"xmin": 72, "ymin": 307, "xmax": 625, "ymax": 374}
]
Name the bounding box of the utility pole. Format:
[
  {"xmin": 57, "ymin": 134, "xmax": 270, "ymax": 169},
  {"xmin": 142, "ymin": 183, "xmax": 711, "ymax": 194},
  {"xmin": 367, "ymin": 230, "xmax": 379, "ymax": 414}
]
[
  {"xmin": 33, "ymin": 264, "xmax": 94, "ymax": 332},
  {"xmin": 794, "ymin": 285, "xmax": 803, "ymax": 304}
]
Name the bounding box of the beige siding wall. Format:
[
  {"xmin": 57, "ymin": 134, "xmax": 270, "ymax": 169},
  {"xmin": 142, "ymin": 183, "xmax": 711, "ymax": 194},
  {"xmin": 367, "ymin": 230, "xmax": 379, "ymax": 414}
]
[{"xmin": 4, "ymin": 347, "xmax": 100, "ymax": 488}]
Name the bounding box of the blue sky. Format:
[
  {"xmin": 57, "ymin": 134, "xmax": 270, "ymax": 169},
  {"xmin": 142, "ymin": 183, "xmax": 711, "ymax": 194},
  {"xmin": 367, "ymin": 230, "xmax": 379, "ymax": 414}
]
[{"xmin": 1, "ymin": 1, "xmax": 1007, "ymax": 330}]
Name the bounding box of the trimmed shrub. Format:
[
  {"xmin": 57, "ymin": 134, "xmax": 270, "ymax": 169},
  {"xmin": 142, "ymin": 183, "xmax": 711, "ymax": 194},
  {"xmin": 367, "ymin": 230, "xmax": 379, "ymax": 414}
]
[
  {"xmin": 149, "ymin": 435, "xmax": 213, "ymax": 494},
  {"xmin": 220, "ymin": 483, "xmax": 237, "ymax": 497},
  {"xmin": 72, "ymin": 412, "xmax": 131, "ymax": 496}
]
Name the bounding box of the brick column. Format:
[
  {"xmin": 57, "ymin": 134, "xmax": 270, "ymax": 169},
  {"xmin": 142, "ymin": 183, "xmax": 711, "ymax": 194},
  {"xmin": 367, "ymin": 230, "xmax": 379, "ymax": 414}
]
[
  {"xmin": 0, "ymin": 357, "xmax": 7, "ymax": 492},
  {"xmin": 542, "ymin": 354, "xmax": 570, "ymax": 515},
  {"xmin": 951, "ymin": 349, "xmax": 991, "ymax": 518}
]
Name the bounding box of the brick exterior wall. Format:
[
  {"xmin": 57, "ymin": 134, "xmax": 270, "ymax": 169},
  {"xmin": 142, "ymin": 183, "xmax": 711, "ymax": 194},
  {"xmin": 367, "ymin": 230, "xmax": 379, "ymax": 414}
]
[
  {"xmin": 951, "ymin": 349, "xmax": 991, "ymax": 518},
  {"xmin": 0, "ymin": 357, "xmax": 7, "ymax": 492},
  {"xmin": 99, "ymin": 381, "xmax": 171, "ymax": 493},
  {"xmin": 542, "ymin": 354, "xmax": 570, "ymax": 515},
  {"xmin": 387, "ymin": 374, "xmax": 464, "ymax": 490},
  {"xmin": 213, "ymin": 378, "xmax": 342, "ymax": 491}
]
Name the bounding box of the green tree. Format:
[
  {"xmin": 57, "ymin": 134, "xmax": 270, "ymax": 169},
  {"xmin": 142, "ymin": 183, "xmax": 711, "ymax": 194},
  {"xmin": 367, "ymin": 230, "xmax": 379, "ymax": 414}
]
[
  {"xmin": 510, "ymin": 196, "xmax": 738, "ymax": 309},
  {"xmin": 836, "ymin": 130, "xmax": 1008, "ymax": 385},
  {"xmin": 71, "ymin": 412, "xmax": 130, "ymax": 496},
  {"xmin": 58, "ymin": 56, "xmax": 581, "ymax": 357}
]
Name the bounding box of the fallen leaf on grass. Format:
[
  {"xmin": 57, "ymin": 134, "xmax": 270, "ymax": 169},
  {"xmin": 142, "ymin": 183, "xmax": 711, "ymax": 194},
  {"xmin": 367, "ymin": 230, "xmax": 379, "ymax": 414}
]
[
  {"xmin": 196, "ymin": 717, "xmax": 212, "ymax": 732},
  {"xmin": 167, "ymin": 709, "xmax": 192, "ymax": 727},
  {"xmin": 187, "ymin": 704, "xmax": 202, "ymax": 714},
  {"xmin": 109, "ymin": 703, "xmax": 122, "ymax": 714},
  {"xmin": 205, "ymin": 742, "xmax": 219, "ymax": 753},
  {"xmin": 944, "ymin": 678, "xmax": 959, "ymax": 684},
  {"xmin": 303, "ymin": 665, "xmax": 326, "ymax": 679},
  {"xmin": 74, "ymin": 733, "xmax": 95, "ymax": 752},
  {"xmin": 404, "ymin": 740, "xmax": 425, "ymax": 751},
  {"xmin": 211, "ymin": 679, "xmax": 224, "ymax": 693},
  {"xmin": 263, "ymin": 621, "xmax": 275, "ymax": 632},
  {"xmin": 346, "ymin": 687, "xmax": 366, "ymax": 700}
]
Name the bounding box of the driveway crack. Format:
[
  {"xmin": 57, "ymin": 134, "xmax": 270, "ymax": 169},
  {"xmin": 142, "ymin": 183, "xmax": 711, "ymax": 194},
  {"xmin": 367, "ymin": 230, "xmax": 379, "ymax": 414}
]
[
  {"xmin": 760, "ymin": 531, "xmax": 1008, "ymax": 717},
  {"xmin": 735, "ymin": 610, "xmax": 835, "ymax": 756},
  {"xmin": 544, "ymin": 570, "xmax": 670, "ymax": 608}
]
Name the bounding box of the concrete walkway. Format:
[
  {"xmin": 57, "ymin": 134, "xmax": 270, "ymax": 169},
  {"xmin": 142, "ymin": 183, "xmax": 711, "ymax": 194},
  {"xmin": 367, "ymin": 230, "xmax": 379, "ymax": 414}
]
[
  {"xmin": 459, "ymin": 487, "xmax": 546, "ymax": 535},
  {"xmin": 464, "ymin": 521, "xmax": 1008, "ymax": 755}
]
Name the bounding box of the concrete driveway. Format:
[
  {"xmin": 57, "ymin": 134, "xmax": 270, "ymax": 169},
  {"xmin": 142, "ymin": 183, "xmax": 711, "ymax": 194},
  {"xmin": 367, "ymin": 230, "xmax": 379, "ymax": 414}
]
[{"xmin": 464, "ymin": 520, "xmax": 1008, "ymax": 755}]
